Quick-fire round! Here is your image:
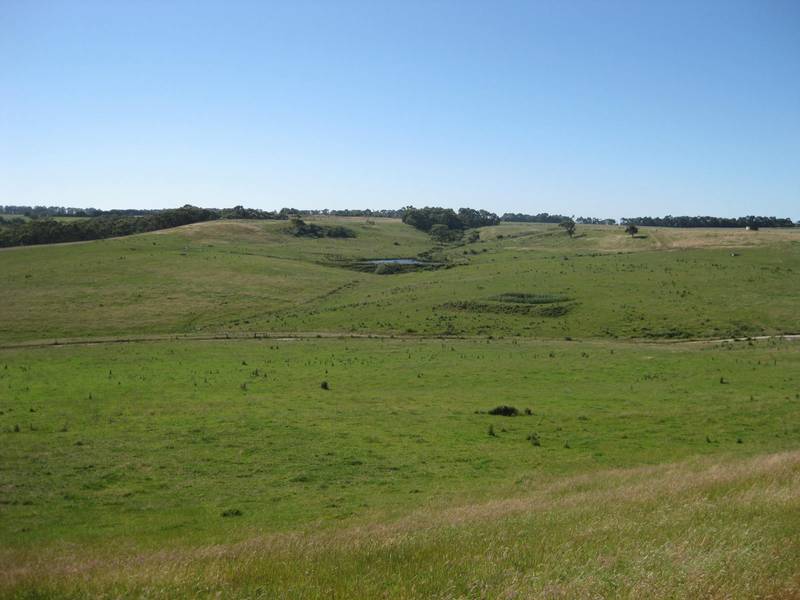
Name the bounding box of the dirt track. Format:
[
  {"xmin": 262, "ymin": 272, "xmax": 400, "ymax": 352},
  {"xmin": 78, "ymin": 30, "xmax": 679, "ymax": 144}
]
[{"xmin": 1, "ymin": 331, "xmax": 797, "ymax": 351}]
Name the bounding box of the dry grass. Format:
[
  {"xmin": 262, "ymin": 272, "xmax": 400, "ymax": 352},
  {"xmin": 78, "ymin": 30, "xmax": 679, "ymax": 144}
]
[
  {"xmin": 3, "ymin": 450, "xmax": 798, "ymax": 598},
  {"xmin": 647, "ymin": 226, "xmax": 800, "ymax": 250},
  {"xmin": 486, "ymin": 222, "xmax": 800, "ymax": 255}
]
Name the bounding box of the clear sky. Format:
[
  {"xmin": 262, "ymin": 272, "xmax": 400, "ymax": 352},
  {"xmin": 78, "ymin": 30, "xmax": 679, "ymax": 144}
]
[{"xmin": 1, "ymin": 1, "xmax": 798, "ymax": 218}]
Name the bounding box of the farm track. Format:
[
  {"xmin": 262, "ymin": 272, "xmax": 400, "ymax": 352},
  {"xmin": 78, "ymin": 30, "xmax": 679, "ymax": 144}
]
[{"xmin": 1, "ymin": 331, "xmax": 798, "ymax": 351}]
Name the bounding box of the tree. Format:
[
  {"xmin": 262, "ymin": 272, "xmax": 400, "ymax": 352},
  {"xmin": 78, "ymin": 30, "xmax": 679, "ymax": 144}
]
[
  {"xmin": 625, "ymin": 224, "xmax": 639, "ymax": 237},
  {"xmin": 559, "ymin": 218, "xmax": 576, "ymax": 237},
  {"xmin": 429, "ymin": 223, "xmax": 463, "ymax": 242}
]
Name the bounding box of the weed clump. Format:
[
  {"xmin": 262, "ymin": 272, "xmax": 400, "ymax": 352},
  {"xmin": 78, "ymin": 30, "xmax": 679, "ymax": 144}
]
[
  {"xmin": 320, "ymin": 381, "xmax": 329, "ymax": 390},
  {"xmin": 488, "ymin": 424, "xmax": 496, "ymax": 437},
  {"xmin": 374, "ymin": 262, "xmax": 402, "ymax": 275},
  {"xmin": 491, "ymin": 292, "xmax": 569, "ymax": 305},
  {"xmin": 526, "ymin": 432, "xmax": 541, "ymax": 446},
  {"xmin": 488, "ymin": 405, "xmax": 519, "ymax": 416},
  {"xmin": 221, "ymin": 508, "xmax": 242, "ymax": 517}
]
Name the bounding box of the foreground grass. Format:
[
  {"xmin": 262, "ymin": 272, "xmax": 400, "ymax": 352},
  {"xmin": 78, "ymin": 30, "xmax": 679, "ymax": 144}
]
[
  {"xmin": 3, "ymin": 450, "xmax": 798, "ymax": 598},
  {"xmin": 1, "ymin": 338, "xmax": 798, "ymax": 550}
]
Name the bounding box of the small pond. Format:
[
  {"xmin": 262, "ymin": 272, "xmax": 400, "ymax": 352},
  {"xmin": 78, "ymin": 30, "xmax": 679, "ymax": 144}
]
[{"xmin": 366, "ymin": 258, "xmax": 428, "ymax": 265}]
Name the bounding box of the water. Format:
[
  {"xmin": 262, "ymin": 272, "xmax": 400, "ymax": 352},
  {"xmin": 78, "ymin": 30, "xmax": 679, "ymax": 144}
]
[{"xmin": 366, "ymin": 258, "xmax": 427, "ymax": 265}]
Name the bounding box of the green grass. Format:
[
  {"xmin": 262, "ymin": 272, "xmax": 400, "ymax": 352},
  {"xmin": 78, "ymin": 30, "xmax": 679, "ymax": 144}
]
[
  {"xmin": 8, "ymin": 451, "xmax": 798, "ymax": 598},
  {"xmin": 1, "ymin": 218, "xmax": 799, "ymax": 597},
  {"xmin": 1, "ymin": 219, "xmax": 798, "ymax": 342},
  {"xmin": 1, "ymin": 337, "xmax": 798, "ymax": 551}
]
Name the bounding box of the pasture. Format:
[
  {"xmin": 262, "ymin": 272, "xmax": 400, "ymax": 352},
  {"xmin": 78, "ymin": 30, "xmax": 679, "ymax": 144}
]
[
  {"xmin": 1, "ymin": 218, "xmax": 799, "ymax": 598},
  {"xmin": 1, "ymin": 219, "xmax": 799, "ymax": 343}
]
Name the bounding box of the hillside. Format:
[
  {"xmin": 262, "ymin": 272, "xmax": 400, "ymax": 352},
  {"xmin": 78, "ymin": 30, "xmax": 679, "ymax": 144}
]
[
  {"xmin": 2, "ymin": 218, "xmax": 799, "ymax": 343},
  {"xmin": 1, "ymin": 218, "xmax": 799, "ymax": 598}
]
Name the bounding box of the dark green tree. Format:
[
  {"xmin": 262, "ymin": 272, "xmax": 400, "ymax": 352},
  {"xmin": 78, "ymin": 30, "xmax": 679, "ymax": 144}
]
[{"xmin": 559, "ymin": 218, "xmax": 576, "ymax": 237}]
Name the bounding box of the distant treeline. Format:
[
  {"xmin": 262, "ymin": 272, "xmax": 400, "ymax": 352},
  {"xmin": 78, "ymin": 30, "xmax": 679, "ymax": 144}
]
[
  {"xmin": 1, "ymin": 204, "xmax": 292, "ymax": 220},
  {"xmin": 620, "ymin": 215, "xmax": 795, "ymax": 228},
  {"xmin": 300, "ymin": 208, "xmax": 405, "ymax": 218},
  {"xmin": 501, "ymin": 212, "xmax": 572, "ymax": 224},
  {"xmin": 3, "ymin": 204, "xmax": 796, "ymax": 248},
  {"xmin": 402, "ymin": 207, "xmax": 500, "ymax": 231},
  {"xmin": 575, "ymin": 216, "xmax": 617, "ymax": 225},
  {"xmin": 501, "ymin": 213, "xmax": 615, "ymax": 225},
  {"xmin": 0, "ymin": 205, "xmax": 288, "ymax": 248},
  {"xmin": 2, "ymin": 205, "xmax": 110, "ymax": 218}
]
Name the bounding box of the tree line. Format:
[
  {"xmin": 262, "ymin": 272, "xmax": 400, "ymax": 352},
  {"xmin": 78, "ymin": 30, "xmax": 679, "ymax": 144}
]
[
  {"xmin": 0, "ymin": 205, "xmax": 286, "ymax": 248},
  {"xmin": 620, "ymin": 215, "xmax": 795, "ymax": 228},
  {"xmin": 3, "ymin": 203, "xmax": 795, "ymax": 248},
  {"xmin": 501, "ymin": 212, "xmax": 572, "ymax": 224},
  {"xmin": 301, "ymin": 208, "xmax": 405, "ymax": 218},
  {"xmin": 401, "ymin": 207, "xmax": 501, "ymax": 241}
]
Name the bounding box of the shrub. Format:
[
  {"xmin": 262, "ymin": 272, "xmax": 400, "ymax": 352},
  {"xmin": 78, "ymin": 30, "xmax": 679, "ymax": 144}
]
[
  {"xmin": 374, "ymin": 262, "xmax": 402, "ymax": 275},
  {"xmin": 488, "ymin": 405, "xmax": 519, "ymax": 416},
  {"xmin": 326, "ymin": 225, "xmax": 356, "ymax": 238},
  {"xmin": 289, "ymin": 218, "xmax": 355, "ymax": 238},
  {"xmin": 320, "ymin": 381, "xmax": 329, "ymax": 390},
  {"xmin": 491, "ymin": 292, "xmax": 569, "ymax": 305}
]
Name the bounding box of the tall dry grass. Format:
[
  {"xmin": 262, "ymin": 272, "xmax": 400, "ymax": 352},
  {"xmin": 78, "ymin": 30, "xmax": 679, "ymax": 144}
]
[{"xmin": 3, "ymin": 450, "xmax": 799, "ymax": 598}]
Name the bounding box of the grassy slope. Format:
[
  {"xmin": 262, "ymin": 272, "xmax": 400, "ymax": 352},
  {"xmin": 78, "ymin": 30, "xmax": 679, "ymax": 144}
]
[
  {"xmin": 1, "ymin": 219, "xmax": 798, "ymax": 342},
  {"xmin": 7, "ymin": 451, "xmax": 799, "ymax": 598},
  {"xmin": 1, "ymin": 219, "xmax": 799, "ymax": 597},
  {"xmin": 0, "ymin": 219, "xmax": 431, "ymax": 342}
]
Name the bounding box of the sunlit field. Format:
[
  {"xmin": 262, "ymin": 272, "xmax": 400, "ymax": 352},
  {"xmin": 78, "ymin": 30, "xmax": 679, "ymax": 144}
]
[{"xmin": 1, "ymin": 220, "xmax": 799, "ymax": 598}]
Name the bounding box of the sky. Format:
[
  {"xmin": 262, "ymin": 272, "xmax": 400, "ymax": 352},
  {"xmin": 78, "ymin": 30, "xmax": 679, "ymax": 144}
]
[{"xmin": 1, "ymin": 1, "xmax": 798, "ymax": 219}]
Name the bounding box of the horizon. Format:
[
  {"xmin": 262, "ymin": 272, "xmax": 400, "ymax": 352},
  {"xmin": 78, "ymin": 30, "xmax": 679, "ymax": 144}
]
[
  {"xmin": 2, "ymin": 1, "xmax": 799, "ymax": 219},
  {"xmin": 2, "ymin": 202, "xmax": 797, "ymax": 224}
]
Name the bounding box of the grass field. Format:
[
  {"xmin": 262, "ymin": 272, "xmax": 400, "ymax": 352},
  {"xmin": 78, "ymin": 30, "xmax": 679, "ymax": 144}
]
[
  {"xmin": 1, "ymin": 218, "xmax": 799, "ymax": 598},
  {"xmin": 2, "ymin": 219, "xmax": 799, "ymax": 342}
]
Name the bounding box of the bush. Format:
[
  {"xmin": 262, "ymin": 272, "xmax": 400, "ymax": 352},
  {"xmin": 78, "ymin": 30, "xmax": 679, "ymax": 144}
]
[
  {"xmin": 488, "ymin": 405, "xmax": 519, "ymax": 416},
  {"xmin": 289, "ymin": 219, "xmax": 356, "ymax": 238},
  {"xmin": 320, "ymin": 381, "xmax": 329, "ymax": 390},
  {"xmin": 430, "ymin": 224, "xmax": 463, "ymax": 243},
  {"xmin": 491, "ymin": 292, "xmax": 570, "ymax": 305},
  {"xmin": 326, "ymin": 225, "xmax": 356, "ymax": 238},
  {"xmin": 374, "ymin": 262, "xmax": 402, "ymax": 275}
]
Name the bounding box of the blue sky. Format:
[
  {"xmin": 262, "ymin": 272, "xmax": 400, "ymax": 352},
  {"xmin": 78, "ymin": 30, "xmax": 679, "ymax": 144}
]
[{"xmin": 1, "ymin": 1, "xmax": 798, "ymax": 218}]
